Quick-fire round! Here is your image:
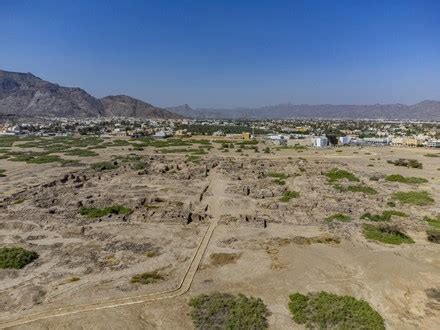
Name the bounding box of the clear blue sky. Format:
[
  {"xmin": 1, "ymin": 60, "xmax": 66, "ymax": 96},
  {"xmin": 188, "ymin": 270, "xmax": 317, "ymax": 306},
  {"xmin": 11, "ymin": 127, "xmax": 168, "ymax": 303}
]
[{"xmin": 1, "ymin": 0, "xmax": 439, "ymax": 108}]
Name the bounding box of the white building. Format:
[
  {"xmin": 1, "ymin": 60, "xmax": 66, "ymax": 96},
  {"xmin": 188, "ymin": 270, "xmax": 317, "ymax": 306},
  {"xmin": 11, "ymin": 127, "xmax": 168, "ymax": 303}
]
[
  {"xmin": 311, "ymin": 137, "xmax": 328, "ymax": 148},
  {"xmin": 267, "ymin": 134, "xmax": 287, "ymax": 146},
  {"xmin": 153, "ymin": 130, "xmax": 168, "ymax": 138},
  {"xmin": 426, "ymin": 140, "xmax": 440, "ymax": 148},
  {"xmin": 338, "ymin": 136, "xmax": 351, "ymax": 145}
]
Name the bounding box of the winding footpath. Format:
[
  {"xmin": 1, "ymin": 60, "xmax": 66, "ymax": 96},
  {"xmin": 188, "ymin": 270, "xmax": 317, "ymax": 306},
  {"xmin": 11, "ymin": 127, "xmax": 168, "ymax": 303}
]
[{"xmin": 0, "ymin": 171, "xmax": 226, "ymax": 329}]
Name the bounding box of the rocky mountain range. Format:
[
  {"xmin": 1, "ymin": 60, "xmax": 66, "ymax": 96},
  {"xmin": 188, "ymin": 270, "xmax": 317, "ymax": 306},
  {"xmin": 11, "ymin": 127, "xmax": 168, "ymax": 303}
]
[
  {"xmin": 167, "ymin": 101, "xmax": 440, "ymax": 121},
  {"xmin": 0, "ymin": 69, "xmax": 181, "ymax": 119},
  {"xmin": 100, "ymin": 95, "xmax": 181, "ymax": 119},
  {"xmin": 2, "ymin": 69, "xmax": 439, "ymax": 120}
]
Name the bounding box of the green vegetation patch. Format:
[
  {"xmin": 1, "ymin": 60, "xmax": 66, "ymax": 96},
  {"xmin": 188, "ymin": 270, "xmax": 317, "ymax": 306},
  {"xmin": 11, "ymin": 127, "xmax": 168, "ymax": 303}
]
[
  {"xmin": 333, "ymin": 184, "xmax": 377, "ymax": 195},
  {"xmin": 325, "ymin": 168, "xmax": 359, "ymax": 182},
  {"xmin": 266, "ymin": 172, "xmax": 288, "ymax": 180},
  {"xmin": 27, "ymin": 155, "xmax": 63, "ymax": 164},
  {"xmin": 272, "ymin": 178, "xmax": 286, "ymax": 185},
  {"xmin": 385, "ymin": 174, "xmax": 428, "ymax": 184},
  {"xmin": 424, "ymin": 153, "xmax": 440, "ymax": 157},
  {"xmin": 424, "ymin": 215, "xmax": 440, "ymax": 229},
  {"xmin": 0, "ymin": 169, "xmax": 6, "ymax": 177},
  {"xmin": 280, "ymin": 191, "xmax": 299, "ymax": 202},
  {"xmin": 288, "ymin": 291, "xmax": 384, "ymax": 329},
  {"xmin": 64, "ymin": 148, "xmax": 99, "ymax": 157},
  {"xmin": 361, "ymin": 210, "xmax": 408, "ymax": 222},
  {"xmin": 186, "ymin": 155, "xmax": 200, "ymax": 163},
  {"xmin": 131, "ymin": 271, "xmax": 163, "ymax": 284},
  {"xmin": 363, "ymin": 224, "xmax": 414, "ymax": 245},
  {"xmin": 325, "ymin": 213, "xmax": 352, "ymax": 222},
  {"xmin": 90, "ymin": 161, "xmax": 119, "ymax": 172},
  {"xmin": 426, "ymin": 229, "xmax": 440, "ymax": 243},
  {"xmin": 425, "ymin": 215, "xmax": 440, "ymax": 243},
  {"xmin": 387, "ymin": 158, "xmax": 423, "ymax": 169},
  {"xmin": 189, "ymin": 292, "xmax": 270, "ymax": 330},
  {"xmin": 0, "ymin": 136, "xmax": 20, "ymax": 148},
  {"xmin": 80, "ymin": 204, "xmax": 132, "ymax": 218},
  {"xmin": 392, "ymin": 191, "xmax": 434, "ymax": 206},
  {"xmin": 0, "ymin": 247, "xmax": 39, "ymax": 269}
]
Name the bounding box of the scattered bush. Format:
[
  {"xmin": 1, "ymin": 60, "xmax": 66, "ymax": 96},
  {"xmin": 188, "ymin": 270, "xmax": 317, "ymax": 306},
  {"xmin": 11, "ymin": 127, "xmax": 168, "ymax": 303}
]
[
  {"xmin": 426, "ymin": 229, "xmax": 440, "ymax": 243},
  {"xmin": 64, "ymin": 148, "xmax": 98, "ymax": 157},
  {"xmin": 424, "ymin": 215, "xmax": 440, "ymax": 229},
  {"xmin": 288, "ymin": 291, "xmax": 385, "ymax": 329},
  {"xmin": 0, "ymin": 169, "xmax": 6, "ymax": 177},
  {"xmin": 392, "ymin": 191, "xmax": 434, "ymax": 206},
  {"xmin": 325, "ymin": 213, "xmax": 352, "ymax": 222},
  {"xmin": 424, "ymin": 153, "xmax": 440, "ymax": 157},
  {"xmin": 266, "ymin": 172, "xmax": 288, "ymax": 180},
  {"xmin": 189, "ymin": 292, "xmax": 270, "ymax": 329},
  {"xmin": 387, "ymin": 201, "xmax": 396, "ymax": 207},
  {"xmin": 333, "ymin": 184, "xmax": 377, "ymax": 195},
  {"xmin": 361, "ymin": 210, "xmax": 408, "ymax": 222},
  {"xmin": 186, "ymin": 155, "xmax": 200, "ymax": 163},
  {"xmin": 131, "ymin": 271, "xmax": 163, "ymax": 284},
  {"xmin": 325, "ymin": 168, "xmax": 359, "ymax": 182},
  {"xmin": 385, "ymin": 174, "xmax": 428, "ymax": 184},
  {"xmin": 90, "ymin": 161, "xmax": 118, "ymax": 171},
  {"xmin": 363, "ymin": 224, "xmax": 414, "ymax": 245},
  {"xmin": 80, "ymin": 204, "xmax": 132, "ymax": 218},
  {"xmin": 0, "ymin": 247, "xmax": 39, "ymax": 269},
  {"xmin": 387, "ymin": 158, "xmax": 423, "ymax": 169},
  {"xmin": 280, "ymin": 191, "xmax": 299, "ymax": 202},
  {"xmin": 272, "ymin": 178, "xmax": 286, "ymax": 185}
]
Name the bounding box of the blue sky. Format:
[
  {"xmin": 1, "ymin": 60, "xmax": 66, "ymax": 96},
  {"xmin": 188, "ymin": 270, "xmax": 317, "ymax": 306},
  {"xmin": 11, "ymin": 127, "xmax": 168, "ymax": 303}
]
[{"xmin": 1, "ymin": 0, "xmax": 439, "ymax": 108}]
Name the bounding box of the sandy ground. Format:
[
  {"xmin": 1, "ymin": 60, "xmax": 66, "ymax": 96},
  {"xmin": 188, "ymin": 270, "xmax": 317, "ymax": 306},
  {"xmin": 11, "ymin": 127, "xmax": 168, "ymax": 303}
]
[{"xmin": 0, "ymin": 138, "xmax": 439, "ymax": 329}]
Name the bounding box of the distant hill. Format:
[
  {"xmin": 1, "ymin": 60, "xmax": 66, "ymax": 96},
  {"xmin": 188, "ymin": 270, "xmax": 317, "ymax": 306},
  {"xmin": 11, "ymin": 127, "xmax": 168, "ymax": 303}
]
[
  {"xmin": 101, "ymin": 95, "xmax": 182, "ymax": 119},
  {"xmin": 168, "ymin": 102, "xmax": 440, "ymax": 121},
  {"xmin": 0, "ymin": 69, "xmax": 181, "ymax": 119},
  {"xmin": 0, "ymin": 69, "xmax": 105, "ymax": 117}
]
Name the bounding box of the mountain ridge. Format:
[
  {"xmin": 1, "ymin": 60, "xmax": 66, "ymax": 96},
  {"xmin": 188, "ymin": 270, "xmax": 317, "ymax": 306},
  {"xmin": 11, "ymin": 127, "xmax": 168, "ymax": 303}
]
[
  {"xmin": 167, "ymin": 100, "xmax": 440, "ymax": 120},
  {"xmin": 0, "ymin": 69, "xmax": 181, "ymax": 119}
]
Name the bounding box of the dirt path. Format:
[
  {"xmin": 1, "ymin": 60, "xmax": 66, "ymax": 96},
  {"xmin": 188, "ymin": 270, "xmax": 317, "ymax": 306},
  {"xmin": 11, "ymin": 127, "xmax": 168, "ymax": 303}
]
[{"xmin": 0, "ymin": 170, "xmax": 227, "ymax": 329}]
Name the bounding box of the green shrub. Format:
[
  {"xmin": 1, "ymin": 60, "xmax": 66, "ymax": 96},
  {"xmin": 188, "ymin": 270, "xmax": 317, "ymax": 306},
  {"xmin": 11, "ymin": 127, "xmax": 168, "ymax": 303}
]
[
  {"xmin": 387, "ymin": 158, "xmax": 423, "ymax": 169},
  {"xmin": 424, "ymin": 215, "xmax": 440, "ymax": 229},
  {"xmin": 0, "ymin": 169, "xmax": 6, "ymax": 177},
  {"xmin": 363, "ymin": 224, "xmax": 414, "ymax": 244},
  {"xmin": 325, "ymin": 168, "xmax": 359, "ymax": 182},
  {"xmin": 385, "ymin": 174, "xmax": 428, "ymax": 184},
  {"xmin": 392, "ymin": 191, "xmax": 434, "ymax": 206},
  {"xmin": 28, "ymin": 155, "xmax": 63, "ymax": 164},
  {"xmin": 131, "ymin": 271, "xmax": 163, "ymax": 284},
  {"xmin": 80, "ymin": 204, "xmax": 132, "ymax": 218},
  {"xmin": 90, "ymin": 161, "xmax": 118, "ymax": 171},
  {"xmin": 361, "ymin": 210, "xmax": 408, "ymax": 222},
  {"xmin": 426, "ymin": 229, "xmax": 440, "ymax": 243},
  {"xmin": 64, "ymin": 149, "xmax": 99, "ymax": 157},
  {"xmin": 280, "ymin": 191, "xmax": 299, "ymax": 202},
  {"xmin": 266, "ymin": 172, "xmax": 288, "ymax": 180},
  {"xmin": 272, "ymin": 178, "xmax": 286, "ymax": 185},
  {"xmin": 288, "ymin": 291, "xmax": 384, "ymax": 329},
  {"xmin": 0, "ymin": 247, "xmax": 39, "ymax": 269},
  {"xmin": 424, "ymin": 153, "xmax": 440, "ymax": 158},
  {"xmin": 333, "ymin": 184, "xmax": 377, "ymax": 195},
  {"xmin": 325, "ymin": 213, "xmax": 352, "ymax": 222},
  {"xmin": 186, "ymin": 155, "xmax": 200, "ymax": 163},
  {"xmin": 189, "ymin": 292, "xmax": 270, "ymax": 330}
]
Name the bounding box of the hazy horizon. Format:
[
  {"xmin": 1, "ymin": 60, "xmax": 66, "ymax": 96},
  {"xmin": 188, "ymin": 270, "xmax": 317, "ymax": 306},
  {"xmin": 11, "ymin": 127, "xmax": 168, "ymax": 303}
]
[{"xmin": 1, "ymin": 0, "xmax": 440, "ymax": 108}]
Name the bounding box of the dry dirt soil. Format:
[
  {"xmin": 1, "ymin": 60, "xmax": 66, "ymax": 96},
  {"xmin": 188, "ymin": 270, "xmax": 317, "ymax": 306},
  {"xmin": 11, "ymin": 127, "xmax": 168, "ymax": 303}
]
[{"xmin": 0, "ymin": 138, "xmax": 439, "ymax": 329}]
